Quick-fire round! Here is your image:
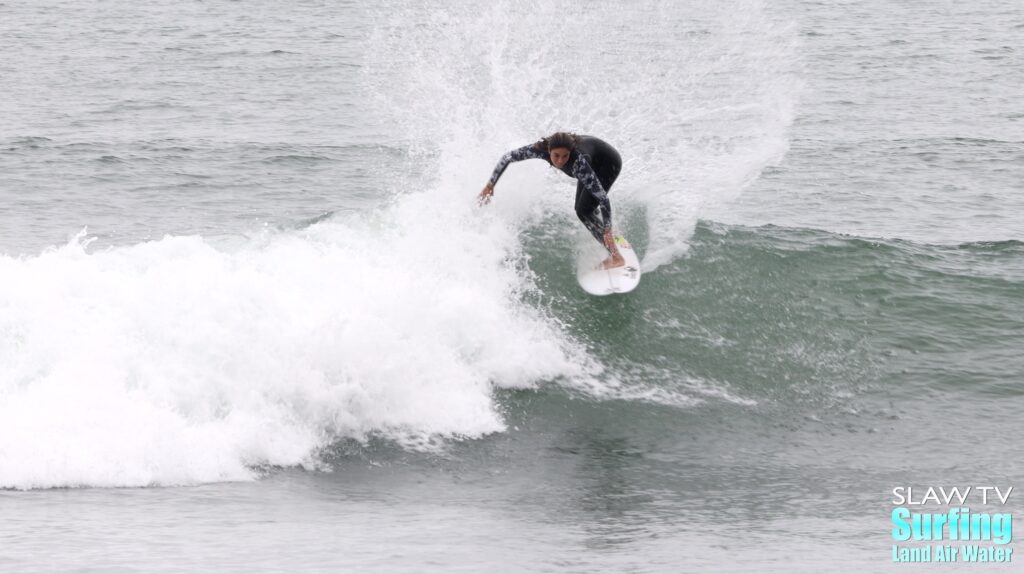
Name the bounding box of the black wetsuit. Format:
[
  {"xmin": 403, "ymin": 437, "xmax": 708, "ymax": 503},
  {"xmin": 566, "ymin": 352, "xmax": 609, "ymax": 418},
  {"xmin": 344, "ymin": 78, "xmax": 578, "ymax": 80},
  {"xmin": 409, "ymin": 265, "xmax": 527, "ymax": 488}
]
[{"xmin": 488, "ymin": 135, "xmax": 622, "ymax": 244}]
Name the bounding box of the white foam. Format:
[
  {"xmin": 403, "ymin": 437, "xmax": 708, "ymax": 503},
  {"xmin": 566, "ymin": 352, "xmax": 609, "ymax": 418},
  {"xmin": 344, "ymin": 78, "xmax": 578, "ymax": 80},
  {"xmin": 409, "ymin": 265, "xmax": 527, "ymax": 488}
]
[{"xmin": 0, "ymin": 202, "xmax": 586, "ymax": 488}]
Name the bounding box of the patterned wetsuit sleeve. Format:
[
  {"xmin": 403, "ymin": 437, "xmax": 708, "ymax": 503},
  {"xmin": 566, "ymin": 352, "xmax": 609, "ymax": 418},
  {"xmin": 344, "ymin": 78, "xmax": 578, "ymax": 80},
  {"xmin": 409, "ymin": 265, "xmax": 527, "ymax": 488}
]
[
  {"xmin": 488, "ymin": 144, "xmax": 546, "ymax": 186},
  {"xmin": 572, "ymin": 154, "xmax": 612, "ymax": 230}
]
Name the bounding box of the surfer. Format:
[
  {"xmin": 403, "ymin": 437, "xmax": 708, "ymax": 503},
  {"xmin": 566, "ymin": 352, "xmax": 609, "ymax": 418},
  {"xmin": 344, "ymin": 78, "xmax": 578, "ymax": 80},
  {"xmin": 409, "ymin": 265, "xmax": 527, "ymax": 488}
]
[{"xmin": 479, "ymin": 132, "xmax": 625, "ymax": 269}]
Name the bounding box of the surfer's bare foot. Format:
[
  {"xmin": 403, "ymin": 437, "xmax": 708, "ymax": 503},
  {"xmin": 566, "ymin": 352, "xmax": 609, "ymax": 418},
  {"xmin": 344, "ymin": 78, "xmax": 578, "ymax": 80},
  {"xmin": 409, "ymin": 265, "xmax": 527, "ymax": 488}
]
[{"xmin": 600, "ymin": 254, "xmax": 625, "ymax": 269}]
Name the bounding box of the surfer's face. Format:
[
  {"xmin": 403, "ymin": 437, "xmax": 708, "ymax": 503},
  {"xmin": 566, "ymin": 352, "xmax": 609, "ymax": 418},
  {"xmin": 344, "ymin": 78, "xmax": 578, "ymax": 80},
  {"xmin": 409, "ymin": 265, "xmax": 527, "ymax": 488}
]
[{"xmin": 549, "ymin": 147, "xmax": 571, "ymax": 169}]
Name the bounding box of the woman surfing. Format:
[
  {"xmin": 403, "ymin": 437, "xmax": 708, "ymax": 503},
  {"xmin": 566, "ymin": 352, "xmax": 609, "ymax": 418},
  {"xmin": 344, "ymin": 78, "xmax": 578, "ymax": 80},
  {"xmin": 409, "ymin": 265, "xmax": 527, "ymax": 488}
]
[{"xmin": 478, "ymin": 132, "xmax": 625, "ymax": 269}]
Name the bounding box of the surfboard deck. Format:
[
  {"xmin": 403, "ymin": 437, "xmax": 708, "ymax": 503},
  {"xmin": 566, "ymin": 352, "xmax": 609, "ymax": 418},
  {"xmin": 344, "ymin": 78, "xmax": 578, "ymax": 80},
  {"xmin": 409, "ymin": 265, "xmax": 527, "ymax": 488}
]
[{"xmin": 576, "ymin": 235, "xmax": 642, "ymax": 296}]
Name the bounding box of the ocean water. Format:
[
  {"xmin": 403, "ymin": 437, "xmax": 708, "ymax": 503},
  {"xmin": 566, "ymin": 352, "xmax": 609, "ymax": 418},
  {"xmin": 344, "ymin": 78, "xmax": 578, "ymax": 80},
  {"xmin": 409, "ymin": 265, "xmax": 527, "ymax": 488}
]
[{"xmin": 1, "ymin": 0, "xmax": 1022, "ymax": 572}]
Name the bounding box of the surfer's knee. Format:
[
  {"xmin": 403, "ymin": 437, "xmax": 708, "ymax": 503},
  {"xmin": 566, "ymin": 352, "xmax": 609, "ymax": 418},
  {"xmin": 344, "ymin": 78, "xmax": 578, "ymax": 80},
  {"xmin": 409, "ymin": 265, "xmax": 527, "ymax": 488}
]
[{"xmin": 575, "ymin": 204, "xmax": 592, "ymax": 223}]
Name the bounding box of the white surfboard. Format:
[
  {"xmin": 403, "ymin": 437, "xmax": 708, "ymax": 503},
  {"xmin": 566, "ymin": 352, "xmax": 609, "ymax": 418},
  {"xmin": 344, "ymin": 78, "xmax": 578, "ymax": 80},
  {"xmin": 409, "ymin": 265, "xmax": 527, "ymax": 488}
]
[{"xmin": 576, "ymin": 235, "xmax": 642, "ymax": 296}]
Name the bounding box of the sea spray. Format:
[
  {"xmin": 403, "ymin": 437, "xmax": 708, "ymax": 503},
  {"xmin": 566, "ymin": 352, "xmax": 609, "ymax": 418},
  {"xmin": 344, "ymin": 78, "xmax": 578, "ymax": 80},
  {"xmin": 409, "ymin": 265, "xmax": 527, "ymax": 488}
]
[{"xmin": 363, "ymin": 0, "xmax": 800, "ymax": 271}]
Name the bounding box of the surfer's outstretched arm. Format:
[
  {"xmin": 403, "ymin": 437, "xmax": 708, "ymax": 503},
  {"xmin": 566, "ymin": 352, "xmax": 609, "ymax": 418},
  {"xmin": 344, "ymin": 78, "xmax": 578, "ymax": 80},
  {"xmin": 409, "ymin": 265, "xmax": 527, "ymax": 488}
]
[{"xmin": 478, "ymin": 144, "xmax": 546, "ymax": 205}]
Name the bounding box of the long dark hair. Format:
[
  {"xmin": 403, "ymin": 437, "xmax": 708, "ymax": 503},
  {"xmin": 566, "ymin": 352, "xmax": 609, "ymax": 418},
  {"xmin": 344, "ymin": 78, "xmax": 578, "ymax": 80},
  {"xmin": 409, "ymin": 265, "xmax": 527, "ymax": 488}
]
[{"xmin": 535, "ymin": 131, "xmax": 578, "ymax": 152}]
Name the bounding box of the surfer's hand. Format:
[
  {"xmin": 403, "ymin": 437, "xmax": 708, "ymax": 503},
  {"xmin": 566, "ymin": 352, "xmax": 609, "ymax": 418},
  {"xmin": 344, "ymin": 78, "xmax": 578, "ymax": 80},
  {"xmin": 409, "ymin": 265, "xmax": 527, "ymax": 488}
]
[{"xmin": 478, "ymin": 183, "xmax": 494, "ymax": 206}]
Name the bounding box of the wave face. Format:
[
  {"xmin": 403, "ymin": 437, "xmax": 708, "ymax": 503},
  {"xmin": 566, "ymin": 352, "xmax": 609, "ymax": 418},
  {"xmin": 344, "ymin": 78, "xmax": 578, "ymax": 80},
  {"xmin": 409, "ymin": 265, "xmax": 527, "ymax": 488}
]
[{"xmin": 4, "ymin": 216, "xmax": 1021, "ymax": 489}]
